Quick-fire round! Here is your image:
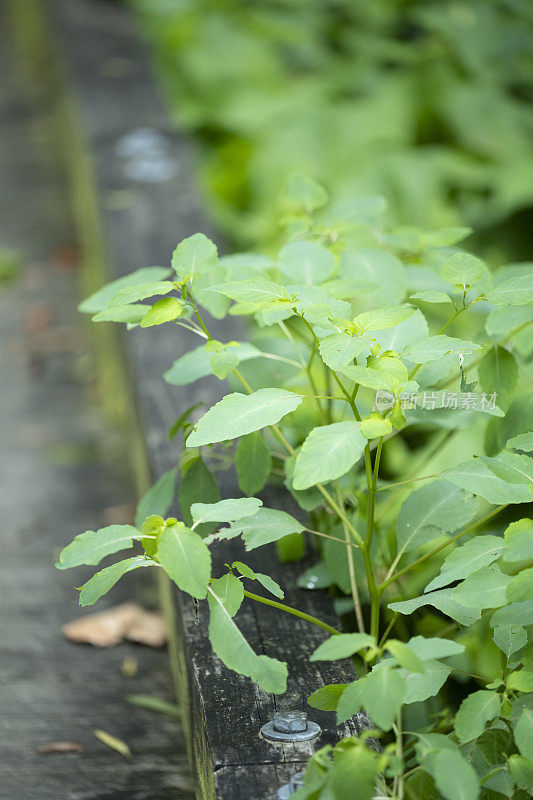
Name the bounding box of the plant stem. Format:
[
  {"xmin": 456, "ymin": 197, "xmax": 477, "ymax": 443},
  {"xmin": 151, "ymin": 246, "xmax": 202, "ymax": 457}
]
[
  {"xmin": 243, "ymin": 589, "xmax": 339, "ymax": 636},
  {"xmin": 335, "ymin": 481, "xmax": 366, "ymax": 634},
  {"xmin": 363, "ymin": 437, "xmax": 383, "ymax": 641},
  {"xmin": 379, "ymin": 504, "xmax": 508, "ymax": 592},
  {"xmin": 378, "ymin": 612, "xmax": 399, "ymax": 648}
]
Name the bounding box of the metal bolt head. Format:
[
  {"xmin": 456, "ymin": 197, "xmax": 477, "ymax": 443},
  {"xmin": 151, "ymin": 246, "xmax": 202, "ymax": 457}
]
[{"xmin": 273, "ymin": 711, "xmax": 308, "ymax": 734}]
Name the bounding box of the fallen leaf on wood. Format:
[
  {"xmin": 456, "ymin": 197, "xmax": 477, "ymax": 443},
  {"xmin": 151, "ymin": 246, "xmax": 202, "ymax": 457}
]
[
  {"xmin": 36, "ymin": 741, "xmax": 84, "ymax": 755},
  {"xmin": 125, "ymin": 694, "xmax": 180, "ymax": 718},
  {"xmin": 94, "ymin": 729, "xmax": 131, "ymax": 758},
  {"xmin": 62, "ymin": 603, "xmax": 167, "ymax": 647}
]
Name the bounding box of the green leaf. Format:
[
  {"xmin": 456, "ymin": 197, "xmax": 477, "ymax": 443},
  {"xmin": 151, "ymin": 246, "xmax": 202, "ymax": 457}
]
[
  {"xmin": 94, "ymin": 729, "xmax": 131, "ymax": 758},
  {"xmin": 507, "ymin": 432, "xmax": 533, "ymax": 453},
  {"xmin": 192, "ymin": 269, "xmax": 230, "ymax": 319},
  {"xmin": 385, "ymin": 640, "xmax": 426, "ymax": 673},
  {"xmin": 404, "ymin": 636, "xmax": 465, "ymax": 661},
  {"xmin": 310, "ymin": 633, "xmax": 375, "ymax": 662},
  {"xmin": 226, "ymin": 508, "xmax": 305, "ymax": 550},
  {"xmin": 340, "ymin": 364, "xmax": 393, "ymax": 391},
  {"xmin": 423, "ymin": 227, "xmax": 472, "ymax": 247},
  {"xmin": 187, "ymin": 389, "xmax": 302, "ymax": 447},
  {"xmin": 92, "ymin": 304, "xmax": 149, "ymax": 323},
  {"xmin": 493, "ymin": 624, "xmax": 527, "ymax": 658},
  {"xmin": 79, "ymin": 557, "xmax": 151, "ymax": 606},
  {"xmin": 432, "ymin": 748, "xmax": 480, "ymax": 800},
  {"xmin": 278, "ymin": 240, "xmax": 335, "ymax": 286},
  {"xmin": 410, "ymin": 291, "xmax": 453, "ymax": 304},
  {"xmin": 157, "ymin": 525, "xmax": 211, "ymax": 599},
  {"xmin": 209, "ymin": 349, "xmax": 239, "ymax": 379},
  {"xmin": 401, "ymin": 660, "xmax": 451, "ymax": 704},
  {"xmin": 403, "ymin": 335, "xmax": 481, "ymax": 363},
  {"xmin": 444, "ymin": 453, "xmax": 533, "ymax": 504},
  {"xmin": 124, "ymin": 694, "xmax": 180, "ymax": 718},
  {"xmin": 508, "ymin": 755, "xmax": 533, "ymax": 794},
  {"xmin": 190, "ymin": 497, "xmax": 262, "ymax": 528},
  {"xmin": 353, "ymin": 304, "xmax": 415, "ymax": 334},
  {"xmin": 398, "ymin": 479, "xmax": 480, "ymax": 556},
  {"xmin": 441, "ymin": 252, "xmax": 485, "ymax": 291},
  {"xmin": 331, "ymin": 743, "xmax": 381, "ymax": 800},
  {"xmin": 235, "ymin": 432, "xmax": 271, "ymax": 496},
  {"xmin": 478, "ymin": 346, "xmax": 518, "ymax": 413},
  {"xmin": 454, "ymin": 690, "xmax": 501, "ymax": 742},
  {"xmin": 171, "ymin": 233, "xmax": 218, "ymax": 278},
  {"xmin": 338, "ymin": 665, "xmax": 406, "ymax": 730},
  {"xmin": 308, "ymin": 684, "xmax": 349, "ymax": 712},
  {"xmin": 490, "ymin": 599, "xmax": 533, "ymax": 628},
  {"xmin": 507, "ymin": 670, "xmax": 533, "ymax": 692},
  {"xmin": 79, "ymin": 267, "xmax": 171, "ymax": 313},
  {"xmin": 164, "ymin": 342, "xmax": 260, "ymax": 386},
  {"xmin": 283, "ymin": 173, "xmax": 328, "ymax": 212},
  {"xmin": 254, "ymin": 572, "xmax": 284, "ymax": 599},
  {"xmin": 452, "ymin": 566, "xmax": 511, "ymax": 609},
  {"xmin": 507, "ymin": 569, "xmax": 533, "ymax": 602},
  {"xmin": 361, "ymin": 414, "xmax": 392, "ymax": 440},
  {"xmin": 389, "ymin": 589, "xmax": 481, "ymax": 626},
  {"xmin": 487, "ymin": 274, "xmax": 533, "ymax": 306},
  {"xmin": 140, "ymin": 296, "xmax": 183, "ymax": 327},
  {"xmin": 318, "ymin": 333, "xmax": 370, "ymax": 371},
  {"xmin": 515, "ymin": 707, "xmax": 533, "ymax": 761},
  {"xmin": 425, "ymin": 535, "xmax": 505, "ymax": 593},
  {"xmin": 168, "ymin": 403, "xmax": 202, "ymax": 440},
  {"xmin": 207, "ymin": 586, "xmax": 287, "ymax": 693},
  {"xmin": 293, "ymin": 421, "xmax": 366, "ymax": 490},
  {"xmin": 178, "ymin": 457, "xmax": 220, "ymax": 535},
  {"xmin": 56, "ymin": 524, "xmax": 143, "ymax": 570},
  {"xmin": 339, "ymin": 248, "xmax": 406, "ymax": 305},
  {"xmin": 503, "ymin": 519, "xmax": 533, "ymax": 562},
  {"xmin": 210, "ymin": 573, "xmax": 244, "ymax": 616},
  {"xmin": 107, "ymin": 281, "xmax": 176, "ymax": 308},
  {"xmin": 210, "ymin": 277, "xmax": 289, "ymax": 304},
  {"xmin": 135, "ymin": 467, "xmax": 178, "ymax": 529}
]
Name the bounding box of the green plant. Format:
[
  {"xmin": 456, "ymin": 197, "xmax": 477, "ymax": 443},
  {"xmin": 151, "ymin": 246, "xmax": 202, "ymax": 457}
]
[
  {"xmin": 131, "ymin": 0, "xmax": 533, "ymax": 257},
  {"xmin": 59, "ymin": 183, "xmax": 533, "ymax": 799}
]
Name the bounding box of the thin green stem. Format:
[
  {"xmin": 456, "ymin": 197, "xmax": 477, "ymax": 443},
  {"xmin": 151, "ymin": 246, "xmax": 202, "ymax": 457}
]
[
  {"xmin": 378, "ymin": 612, "xmax": 399, "ymax": 649},
  {"xmin": 335, "ymin": 481, "xmax": 365, "ymax": 634},
  {"xmin": 376, "ymin": 473, "xmax": 440, "ymax": 493},
  {"xmin": 243, "ymin": 589, "xmax": 339, "ymax": 637},
  {"xmin": 379, "ymin": 504, "xmax": 508, "ymax": 592},
  {"xmin": 365, "ymin": 438, "xmax": 383, "ymax": 641}
]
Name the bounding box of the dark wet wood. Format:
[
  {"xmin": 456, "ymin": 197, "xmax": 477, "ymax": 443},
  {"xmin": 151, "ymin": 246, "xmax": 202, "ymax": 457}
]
[{"xmin": 41, "ymin": 1, "xmax": 370, "ymax": 798}]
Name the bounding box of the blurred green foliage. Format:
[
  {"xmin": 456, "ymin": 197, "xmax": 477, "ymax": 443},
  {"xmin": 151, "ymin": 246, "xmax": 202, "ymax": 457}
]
[{"xmin": 131, "ymin": 0, "xmax": 533, "ymax": 256}]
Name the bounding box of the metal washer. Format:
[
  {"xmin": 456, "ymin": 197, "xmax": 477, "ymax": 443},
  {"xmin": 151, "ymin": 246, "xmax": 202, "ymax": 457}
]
[{"xmin": 260, "ymin": 720, "xmax": 321, "ymax": 742}]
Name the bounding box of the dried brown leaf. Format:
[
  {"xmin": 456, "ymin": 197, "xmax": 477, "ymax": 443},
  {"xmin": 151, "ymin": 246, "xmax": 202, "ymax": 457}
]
[
  {"xmin": 36, "ymin": 741, "xmax": 84, "ymax": 755},
  {"xmin": 62, "ymin": 602, "xmax": 167, "ymax": 648}
]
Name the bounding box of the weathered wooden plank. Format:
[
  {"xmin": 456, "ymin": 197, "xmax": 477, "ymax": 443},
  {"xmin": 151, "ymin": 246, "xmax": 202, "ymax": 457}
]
[{"xmin": 42, "ymin": 1, "xmax": 369, "ymax": 797}]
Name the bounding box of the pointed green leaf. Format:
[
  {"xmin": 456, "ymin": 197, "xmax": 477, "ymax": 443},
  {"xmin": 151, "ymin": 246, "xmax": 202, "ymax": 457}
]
[
  {"xmin": 490, "ymin": 599, "xmax": 533, "ymax": 628},
  {"xmin": 191, "ymin": 497, "xmax": 262, "ymax": 528},
  {"xmin": 507, "ymin": 432, "xmax": 533, "ymax": 453},
  {"xmin": 187, "ymin": 389, "xmax": 302, "ymax": 447},
  {"xmin": 210, "ymin": 573, "xmax": 244, "ymax": 616},
  {"xmin": 404, "ymin": 636, "xmax": 465, "ymax": 661},
  {"xmin": 92, "ymin": 304, "xmax": 149, "ymax": 323},
  {"xmin": 79, "ymin": 267, "xmax": 171, "ymax": 314},
  {"xmin": 278, "ymin": 240, "xmax": 335, "ymax": 285},
  {"xmin": 508, "ymin": 755, "xmax": 533, "ymax": 794},
  {"xmin": 210, "ymin": 277, "xmax": 289, "ymax": 304},
  {"xmin": 331, "ymin": 743, "xmax": 381, "ymax": 800},
  {"xmin": 385, "ymin": 640, "xmax": 426, "ymax": 673},
  {"xmin": 441, "ymin": 252, "xmax": 485, "ymax": 292},
  {"xmin": 140, "ymin": 297, "xmax": 183, "ymax": 327},
  {"xmin": 353, "ymin": 304, "xmax": 415, "ymax": 334},
  {"xmin": 444, "ymin": 453, "xmax": 533, "ymax": 504},
  {"xmin": 308, "ymin": 684, "xmax": 349, "ymax": 711},
  {"xmin": 432, "ymin": 748, "xmax": 480, "ymax": 800},
  {"xmin": 410, "ymin": 291, "xmax": 453, "ymax": 304},
  {"xmin": 454, "ymin": 690, "xmax": 501, "ymax": 742},
  {"xmin": 209, "ymin": 349, "xmax": 239, "ymax": 379},
  {"xmin": 487, "ymin": 274, "xmax": 533, "ymax": 306},
  {"xmin": 135, "ymin": 467, "xmax": 178, "ymax": 528},
  {"xmin": 514, "ymin": 708, "xmax": 533, "ymax": 760},
  {"xmin": 425, "ymin": 535, "xmax": 505, "ymax": 593},
  {"xmin": 403, "ymin": 335, "xmax": 481, "ymax": 363},
  {"xmin": 507, "ymin": 568, "xmax": 533, "ymax": 602},
  {"xmin": 254, "ymin": 572, "xmax": 284, "ymax": 599},
  {"xmin": 157, "ymin": 525, "xmax": 211, "ymax": 599},
  {"xmin": 401, "ymin": 660, "xmax": 451, "ymax": 704},
  {"xmin": 235, "ymin": 432, "xmax": 271, "ymax": 496},
  {"xmin": 503, "ymin": 518, "xmax": 533, "ymax": 562},
  {"xmin": 338, "ymin": 665, "xmax": 406, "ymax": 730},
  {"xmin": 478, "ymin": 346, "xmax": 518, "ymax": 413},
  {"xmin": 178, "ymin": 457, "xmax": 220, "ymax": 535},
  {"xmin": 389, "ymin": 589, "xmax": 481, "ymax": 626},
  {"xmin": 171, "ymin": 233, "xmax": 218, "ymax": 277},
  {"xmin": 361, "ymin": 414, "xmax": 392, "ymax": 440},
  {"xmin": 507, "ymin": 670, "xmax": 533, "ymax": 692},
  {"xmin": 293, "ymin": 421, "xmax": 366, "ymax": 490},
  {"xmin": 164, "ymin": 342, "xmax": 260, "ymax": 386},
  {"xmin": 79, "ymin": 557, "xmax": 151, "ymax": 606},
  {"xmin": 493, "ymin": 624, "xmax": 527, "ymax": 658},
  {"xmin": 398, "ymin": 479, "xmax": 480, "ymax": 556},
  {"xmin": 56, "ymin": 524, "xmax": 143, "ymax": 570},
  {"xmin": 108, "ymin": 281, "xmax": 176, "ymax": 308},
  {"xmin": 207, "ymin": 586, "xmax": 287, "ymax": 693},
  {"xmin": 452, "ymin": 566, "xmax": 511, "ymax": 609},
  {"xmin": 318, "ymin": 333, "xmax": 370, "ymax": 371},
  {"xmin": 310, "ymin": 633, "xmax": 375, "ymax": 662},
  {"xmin": 226, "ymin": 508, "xmax": 305, "ymax": 550}
]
